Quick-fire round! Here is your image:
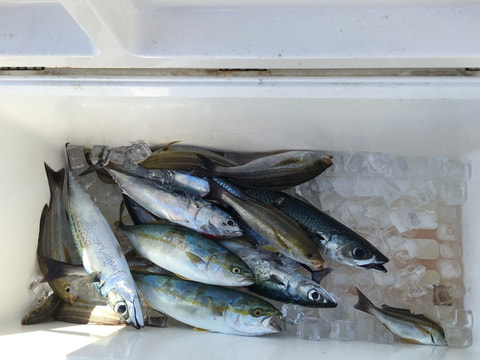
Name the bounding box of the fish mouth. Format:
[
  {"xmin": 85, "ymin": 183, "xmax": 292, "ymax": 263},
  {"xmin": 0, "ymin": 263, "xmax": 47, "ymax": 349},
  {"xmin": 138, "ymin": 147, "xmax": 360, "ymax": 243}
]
[
  {"xmin": 360, "ymin": 263, "xmax": 388, "ymax": 272},
  {"xmin": 262, "ymin": 314, "xmax": 283, "ymax": 333}
]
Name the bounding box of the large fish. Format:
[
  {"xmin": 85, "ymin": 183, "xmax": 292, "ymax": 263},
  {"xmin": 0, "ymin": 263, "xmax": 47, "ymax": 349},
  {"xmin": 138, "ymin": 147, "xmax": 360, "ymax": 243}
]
[
  {"xmin": 354, "ymin": 288, "xmax": 447, "ymax": 345},
  {"xmin": 207, "ymin": 178, "xmax": 323, "ymax": 270},
  {"xmin": 37, "ymin": 164, "xmax": 82, "ymax": 304},
  {"xmin": 106, "ymin": 169, "xmax": 242, "ymax": 239},
  {"xmin": 194, "ymin": 151, "xmax": 333, "ymax": 190},
  {"xmin": 220, "ymin": 238, "xmax": 336, "ymax": 308},
  {"xmin": 242, "ymin": 188, "xmax": 389, "ymax": 272},
  {"xmin": 67, "ymin": 171, "xmax": 144, "ymax": 328},
  {"xmin": 134, "ymin": 274, "xmax": 282, "ymax": 336},
  {"xmin": 119, "ymin": 222, "xmax": 255, "ymax": 286}
]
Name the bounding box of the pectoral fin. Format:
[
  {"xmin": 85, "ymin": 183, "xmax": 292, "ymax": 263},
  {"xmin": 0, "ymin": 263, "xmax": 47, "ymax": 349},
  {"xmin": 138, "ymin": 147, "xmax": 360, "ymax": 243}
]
[
  {"xmin": 185, "ymin": 252, "xmax": 206, "ymax": 266},
  {"xmin": 207, "ymin": 297, "xmax": 223, "ymax": 318}
]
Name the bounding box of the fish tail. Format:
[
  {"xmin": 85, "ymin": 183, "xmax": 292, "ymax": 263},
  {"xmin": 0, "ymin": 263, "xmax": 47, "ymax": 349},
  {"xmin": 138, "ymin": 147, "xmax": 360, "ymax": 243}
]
[
  {"xmin": 353, "ymin": 287, "xmax": 376, "ymax": 315},
  {"xmin": 38, "ymin": 256, "xmax": 86, "ymax": 282},
  {"xmin": 311, "ymin": 267, "xmax": 333, "ymax": 284},
  {"xmin": 44, "ymin": 162, "xmax": 65, "ymax": 197},
  {"xmin": 192, "ymin": 154, "xmax": 221, "ymax": 177}
]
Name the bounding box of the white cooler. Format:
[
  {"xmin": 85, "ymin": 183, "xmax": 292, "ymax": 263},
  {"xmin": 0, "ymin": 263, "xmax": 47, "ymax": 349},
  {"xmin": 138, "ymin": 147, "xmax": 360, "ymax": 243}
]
[{"xmin": 0, "ymin": 1, "xmax": 479, "ymax": 359}]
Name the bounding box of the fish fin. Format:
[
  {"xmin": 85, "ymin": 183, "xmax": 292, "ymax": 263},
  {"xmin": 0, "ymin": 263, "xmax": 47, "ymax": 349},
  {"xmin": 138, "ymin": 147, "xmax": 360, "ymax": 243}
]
[
  {"xmin": 193, "ymin": 327, "xmax": 211, "ymax": 332},
  {"xmin": 353, "ymin": 287, "xmax": 376, "ymax": 315},
  {"xmin": 44, "ymin": 163, "xmax": 65, "ymax": 198},
  {"xmin": 36, "ymin": 204, "xmax": 49, "ymax": 255},
  {"xmin": 158, "ymin": 140, "xmax": 182, "ymax": 152},
  {"xmin": 381, "ymin": 304, "xmax": 414, "ymax": 315},
  {"xmin": 192, "ymin": 154, "xmax": 221, "ymax": 177},
  {"xmin": 261, "ymin": 244, "xmax": 281, "ymax": 253},
  {"xmin": 174, "ymin": 273, "xmax": 192, "ymax": 281},
  {"xmin": 185, "ymin": 251, "xmax": 206, "ymax": 266},
  {"xmin": 38, "ymin": 256, "xmax": 87, "ymax": 282},
  {"xmin": 81, "ymin": 272, "xmax": 101, "ymax": 283},
  {"xmin": 78, "ymin": 163, "xmax": 103, "ymax": 177},
  {"xmin": 269, "ymin": 274, "xmax": 286, "ymax": 286},
  {"xmin": 311, "ymin": 268, "xmax": 333, "ymax": 284},
  {"xmin": 207, "ymin": 297, "xmax": 223, "ymax": 318}
]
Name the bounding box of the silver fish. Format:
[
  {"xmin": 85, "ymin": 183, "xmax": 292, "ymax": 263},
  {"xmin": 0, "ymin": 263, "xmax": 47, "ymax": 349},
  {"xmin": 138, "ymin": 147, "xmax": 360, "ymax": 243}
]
[
  {"xmin": 134, "ymin": 274, "xmax": 282, "ymax": 336},
  {"xmin": 220, "ymin": 238, "xmax": 336, "ymax": 308},
  {"xmin": 106, "ymin": 169, "xmax": 242, "ymax": 239},
  {"xmin": 194, "ymin": 151, "xmax": 333, "ymax": 190},
  {"xmin": 354, "ymin": 287, "xmax": 447, "ymax": 346},
  {"xmin": 119, "ymin": 222, "xmax": 254, "ymax": 286},
  {"xmin": 67, "ymin": 171, "xmax": 144, "ymax": 328}
]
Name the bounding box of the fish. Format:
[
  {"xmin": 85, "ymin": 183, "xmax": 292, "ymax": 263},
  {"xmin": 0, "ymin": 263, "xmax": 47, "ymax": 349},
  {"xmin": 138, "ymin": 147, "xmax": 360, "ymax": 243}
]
[
  {"xmin": 140, "ymin": 142, "xmax": 237, "ymax": 170},
  {"xmin": 353, "ymin": 287, "xmax": 447, "ymax": 346},
  {"xmin": 122, "ymin": 195, "xmax": 159, "ymax": 225},
  {"xmin": 194, "ymin": 151, "xmax": 333, "ymax": 190},
  {"xmin": 242, "ymin": 188, "xmax": 389, "ymax": 272},
  {"xmin": 67, "ymin": 170, "xmax": 144, "ymax": 328},
  {"xmin": 21, "ymin": 292, "xmax": 62, "ymax": 325},
  {"xmin": 106, "ymin": 169, "xmax": 242, "ymax": 239},
  {"xmin": 207, "ymin": 178, "xmax": 324, "ymax": 270},
  {"xmin": 118, "ymin": 221, "xmax": 255, "ymax": 286},
  {"xmin": 220, "ymin": 238, "xmax": 336, "ymax": 308},
  {"xmin": 134, "ymin": 274, "xmax": 282, "ymax": 336},
  {"xmin": 52, "ymin": 301, "xmax": 126, "ymax": 325},
  {"xmin": 37, "ymin": 163, "xmax": 83, "ymax": 304},
  {"xmin": 83, "ymin": 142, "xmax": 210, "ymax": 197}
]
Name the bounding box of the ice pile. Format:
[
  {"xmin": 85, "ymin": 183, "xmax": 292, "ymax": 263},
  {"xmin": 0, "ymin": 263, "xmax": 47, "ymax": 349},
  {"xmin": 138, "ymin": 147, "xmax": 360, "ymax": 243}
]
[{"xmin": 282, "ymin": 152, "xmax": 472, "ymax": 347}]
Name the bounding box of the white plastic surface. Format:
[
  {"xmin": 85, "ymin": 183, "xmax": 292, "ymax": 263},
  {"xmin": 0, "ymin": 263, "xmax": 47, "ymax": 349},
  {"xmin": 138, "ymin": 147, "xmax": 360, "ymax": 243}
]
[
  {"xmin": 0, "ymin": 73, "xmax": 479, "ymax": 359},
  {"xmin": 1, "ymin": 0, "xmax": 480, "ymax": 68}
]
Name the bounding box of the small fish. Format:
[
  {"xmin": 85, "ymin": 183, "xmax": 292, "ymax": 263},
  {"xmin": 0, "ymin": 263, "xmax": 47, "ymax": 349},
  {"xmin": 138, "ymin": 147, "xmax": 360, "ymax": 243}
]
[
  {"xmin": 354, "ymin": 287, "xmax": 447, "ymax": 346},
  {"xmin": 140, "ymin": 142, "xmax": 237, "ymax": 170},
  {"xmin": 67, "ymin": 171, "xmax": 144, "ymax": 328},
  {"xmin": 119, "ymin": 222, "xmax": 255, "ymax": 286},
  {"xmin": 84, "ymin": 143, "xmax": 210, "ymax": 197},
  {"xmin": 207, "ymin": 178, "xmax": 323, "ymax": 270},
  {"xmin": 21, "ymin": 292, "xmax": 62, "ymax": 325},
  {"xmin": 220, "ymin": 238, "xmax": 336, "ymax": 308},
  {"xmin": 134, "ymin": 274, "xmax": 282, "ymax": 336},
  {"xmin": 106, "ymin": 169, "xmax": 242, "ymax": 239},
  {"xmin": 52, "ymin": 301, "xmax": 126, "ymax": 326},
  {"xmin": 37, "ymin": 163, "xmax": 82, "ymax": 304},
  {"xmin": 194, "ymin": 151, "xmax": 333, "ymax": 190},
  {"xmin": 242, "ymin": 188, "xmax": 389, "ymax": 272}
]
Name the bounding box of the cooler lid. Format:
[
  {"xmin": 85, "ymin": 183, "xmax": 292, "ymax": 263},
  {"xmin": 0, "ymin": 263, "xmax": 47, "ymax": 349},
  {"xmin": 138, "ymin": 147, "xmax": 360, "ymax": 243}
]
[{"xmin": 1, "ymin": 0, "xmax": 480, "ymax": 69}]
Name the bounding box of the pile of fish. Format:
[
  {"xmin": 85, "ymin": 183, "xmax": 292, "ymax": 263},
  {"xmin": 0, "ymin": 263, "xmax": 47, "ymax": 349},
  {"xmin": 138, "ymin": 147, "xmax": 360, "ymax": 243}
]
[{"xmin": 22, "ymin": 142, "xmax": 447, "ymax": 344}]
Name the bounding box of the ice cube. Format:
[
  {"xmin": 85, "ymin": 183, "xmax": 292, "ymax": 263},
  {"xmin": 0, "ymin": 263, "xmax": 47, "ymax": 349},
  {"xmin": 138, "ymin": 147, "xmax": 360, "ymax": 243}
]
[
  {"xmin": 281, "ymin": 304, "xmax": 304, "ymax": 326},
  {"xmin": 436, "ymin": 259, "xmax": 462, "ymax": 280},
  {"xmin": 297, "ymin": 316, "xmax": 331, "ymax": 341},
  {"xmin": 389, "ymin": 208, "xmax": 421, "ymax": 233},
  {"xmin": 353, "ymin": 176, "xmax": 375, "ymax": 197},
  {"xmin": 453, "ymin": 309, "xmax": 473, "ymax": 328},
  {"xmin": 319, "ymin": 191, "xmax": 341, "ymax": 212},
  {"xmin": 374, "ymin": 264, "xmax": 398, "ymax": 287},
  {"xmin": 413, "ymin": 238, "xmax": 440, "ymax": 260},
  {"xmin": 438, "ymin": 180, "xmax": 467, "ymax": 206},
  {"xmin": 437, "ymin": 223, "xmax": 459, "ymax": 241},
  {"xmin": 427, "ymin": 156, "xmax": 447, "ymax": 179},
  {"xmin": 444, "ymin": 157, "xmax": 471, "ymax": 181},
  {"xmin": 437, "ymin": 206, "xmax": 460, "ymax": 224},
  {"xmin": 421, "ymin": 270, "xmax": 441, "ymax": 287},
  {"xmin": 344, "ymin": 153, "xmax": 368, "ymax": 174},
  {"xmin": 332, "ymin": 176, "xmax": 356, "ymax": 198},
  {"xmin": 439, "ymin": 242, "xmax": 462, "ymax": 259},
  {"xmin": 367, "ymin": 152, "xmax": 393, "ymax": 176},
  {"xmin": 406, "ymin": 156, "xmax": 428, "ymax": 178},
  {"xmin": 329, "ymin": 320, "xmax": 356, "ymax": 341},
  {"xmin": 444, "ymin": 326, "xmax": 473, "ymax": 347},
  {"xmin": 402, "ymin": 291, "xmax": 430, "ymax": 314},
  {"xmin": 328, "ymin": 271, "xmax": 352, "ymax": 295},
  {"xmin": 374, "ymin": 178, "xmax": 401, "ymax": 203}
]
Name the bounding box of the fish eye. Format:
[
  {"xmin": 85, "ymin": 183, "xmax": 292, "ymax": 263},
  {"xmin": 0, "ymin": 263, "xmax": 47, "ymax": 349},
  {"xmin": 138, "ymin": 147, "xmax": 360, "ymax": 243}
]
[
  {"xmin": 308, "ymin": 289, "xmax": 320, "ymax": 301},
  {"xmin": 352, "ymin": 246, "xmax": 369, "ymax": 259},
  {"xmin": 224, "ymin": 218, "xmax": 237, "ymax": 227},
  {"xmin": 63, "ymin": 284, "xmax": 71, "ymax": 294},
  {"xmin": 306, "ymin": 253, "xmax": 314, "ymax": 259},
  {"xmin": 251, "ymin": 308, "xmax": 263, "ymax": 317},
  {"xmin": 231, "ymin": 266, "xmax": 241, "ymax": 274},
  {"xmin": 114, "ymin": 302, "xmax": 128, "ymax": 316}
]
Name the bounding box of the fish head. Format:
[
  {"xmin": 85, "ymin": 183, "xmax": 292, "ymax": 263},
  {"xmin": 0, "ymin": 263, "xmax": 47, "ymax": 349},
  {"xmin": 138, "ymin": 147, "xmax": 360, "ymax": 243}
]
[
  {"xmin": 102, "ymin": 276, "xmax": 144, "ymax": 329},
  {"xmin": 206, "ymin": 253, "xmax": 255, "ymax": 286},
  {"xmin": 225, "ymin": 298, "xmax": 283, "ymax": 336},
  {"xmin": 326, "ymin": 234, "xmax": 389, "ymax": 272},
  {"xmin": 291, "ymin": 279, "xmax": 337, "ymax": 308},
  {"xmin": 301, "ymin": 152, "xmax": 333, "ymax": 170},
  {"xmin": 206, "ymin": 213, "xmax": 243, "ymax": 238},
  {"xmin": 428, "ymin": 325, "xmax": 448, "ymax": 346}
]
